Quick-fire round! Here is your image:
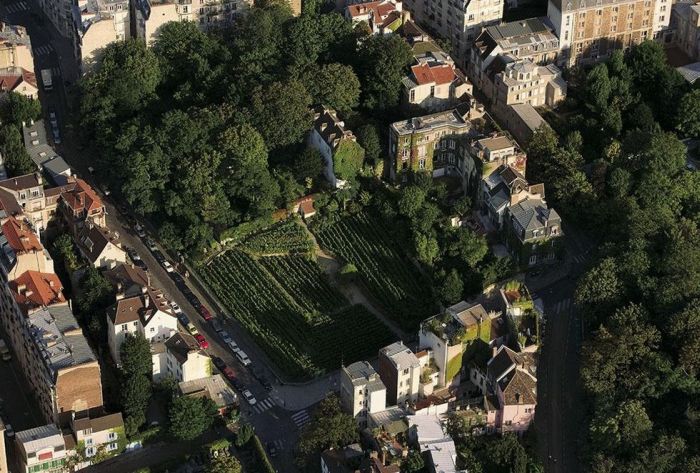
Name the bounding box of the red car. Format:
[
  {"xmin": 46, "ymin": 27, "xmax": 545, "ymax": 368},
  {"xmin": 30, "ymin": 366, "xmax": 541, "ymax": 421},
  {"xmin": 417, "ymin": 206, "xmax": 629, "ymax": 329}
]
[
  {"xmin": 194, "ymin": 334, "xmax": 209, "ymax": 350},
  {"xmin": 198, "ymin": 305, "xmax": 213, "ymax": 321},
  {"xmin": 222, "ymin": 367, "xmax": 236, "ymax": 382}
]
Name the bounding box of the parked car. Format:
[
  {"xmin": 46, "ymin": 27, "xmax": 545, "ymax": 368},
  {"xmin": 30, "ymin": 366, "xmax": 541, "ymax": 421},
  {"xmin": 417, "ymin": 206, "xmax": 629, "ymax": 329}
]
[
  {"xmin": 242, "ymin": 390, "xmax": 256, "ymax": 405},
  {"xmin": 212, "ymin": 356, "xmax": 226, "ymax": 372},
  {"xmin": 187, "ymin": 323, "xmax": 198, "ymax": 336},
  {"xmin": 171, "ymin": 272, "xmax": 187, "ymax": 289},
  {"xmin": 176, "ymin": 313, "xmax": 190, "ymax": 328},
  {"xmin": 231, "ymin": 378, "xmax": 245, "ymax": 391},
  {"xmin": 186, "ymin": 293, "xmax": 201, "ymax": 309},
  {"xmin": 134, "ymin": 224, "xmax": 147, "ymax": 239},
  {"xmin": 198, "ymin": 305, "xmax": 213, "ymax": 321},
  {"xmin": 48, "ymin": 109, "xmax": 58, "ymax": 127},
  {"xmin": 227, "ymin": 340, "xmax": 240, "ymax": 354},
  {"xmin": 222, "ymin": 367, "xmax": 236, "ymax": 382},
  {"xmin": 145, "ymin": 237, "xmax": 158, "ymax": 252},
  {"xmin": 236, "ymin": 350, "xmax": 252, "ymax": 367},
  {"xmin": 152, "ymin": 251, "xmax": 165, "ymax": 264},
  {"xmin": 170, "ymin": 302, "xmax": 183, "ymax": 314},
  {"xmin": 266, "ymin": 442, "xmax": 279, "ymax": 458},
  {"xmin": 194, "ymin": 334, "xmax": 209, "ymax": 350},
  {"xmin": 211, "ymin": 319, "xmax": 223, "ymax": 333},
  {"xmin": 4, "ymin": 423, "xmax": 14, "ymax": 438},
  {"xmin": 162, "ymin": 260, "xmax": 174, "ymax": 273}
]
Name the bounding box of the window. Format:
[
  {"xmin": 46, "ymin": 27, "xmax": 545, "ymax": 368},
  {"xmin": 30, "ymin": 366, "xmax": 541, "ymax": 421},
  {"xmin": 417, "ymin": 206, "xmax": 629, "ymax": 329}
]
[
  {"xmin": 418, "ymin": 159, "xmax": 426, "ymax": 169},
  {"xmin": 430, "ymin": 86, "xmax": 435, "ymax": 97},
  {"xmin": 86, "ymin": 438, "xmax": 93, "ymax": 446},
  {"xmin": 20, "ymin": 193, "xmax": 26, "ymax": 200},
  {"xmin": 108, "ymin": 432, "xmax": 117, "ymax": 441},
  {"xmin": 409, "ymin": 90, "xmax": 415, "ymax": 102},
  {"xmin": 449, "ymin": 140, "xmax": 456, "ymax": 149},
  {"xmin": 133, "ymin": 322, "xmax": 138, "ymax": 327},
  {"xmin": 108, "ymin": 442, "xmax": 118, "ymax": 451},
  {"xmin": 529, "ymin": 254, "xmax": 537, "ymax": 266},
  {"xmin": 403, "ymin": 368, "xmax": 409, "ymax": 375},
  {"xmin": 121, "ymin": 324, "xmax": 127, "ymax": 332},
  {"xmin": 504, "ymin": 420, "xmax": 513, "ymax": 426},
  {"xmin": 150, "ymin": 327, "xmax": 155, "ymax": 333},
  {"xmin": 86, "ymin": 447, "xmax": 95, "ymax": 457}
]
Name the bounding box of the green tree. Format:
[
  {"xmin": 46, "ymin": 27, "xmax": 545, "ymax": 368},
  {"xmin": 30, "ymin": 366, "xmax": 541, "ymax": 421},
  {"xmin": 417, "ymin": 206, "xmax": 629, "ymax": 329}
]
[
  {"xmin": 439, "ymin": 269, "xmax": 464, "ymax": 305},
  {"xmin": 251, "ymin": 80, "xmax": 313, "ymax": 150},
  {"xmin": 0, "ymin": 125, "xmax": 35, "ymax": 176},
  {"xmin": 0, "ymin": 92, "xmax": 41, "ymax": 129},
  {"xmin": 447, "ymin": 228, "xmax": 488, "ymax": 268},
  {"xmin": 121, "ymin": 374, "xmax": 151, "ymax": 422},
  {"xmin": 293, "ymin": 147, "xmax": 324, "ymax": 183},
  {"xmin": 667, "ymin": 301, "xmax": 700, "ymax": 376},
  {"xmin": 398, "ymin": 186, "xmax": 426, "ymax": 218},
  {"xmin": 574, "ymin": 258, "xmax": 624, "ymax": 326},
  {"xmin": 333, "ymin": 140, "xmax": 365, "ymax": 181},
  {"xmin": 53, "ymin": 233, "xmax": 80, "ymax": 273},
  {"xmin": 169, "ymin": 396, "xmax": 217, "ymax": 441},
  {"xmin": 120, "ymin": 333, "xmax": 153, "ymax": 378},
  {"xmin": 356, "ymin": 124, "xmax": 381, "ymax": 164},
  {"xmin": 414, "ymin": 233, "xmax": 440, "ymax": 266},
  {"xmin": 207, "ymin": 454, "xmax": 242, "ymax": 473},
  {"xmin": 585, "ymin": 63, "xmax": 611, "ymax": 112},
  {"xmin": 356, "ymin": 34, "xmax": 413, "ymax": 111},
  {"xmin": 401, "ymin": 450, "xmax": 425, "ymax": 472},
  {"xmin": 298, "ymin": 395, "xmax": 358, "ymax": 462},
  {"xmin": 676, "ymin": 89, "xmax": 700, "ymax": 139},
  {"xmin": 308, "ymin": 63, "xmax": 360, "ymax": 114},
  {"xmin": 235, "ymin": 423, "xmax": 254, "ymax": 447}
]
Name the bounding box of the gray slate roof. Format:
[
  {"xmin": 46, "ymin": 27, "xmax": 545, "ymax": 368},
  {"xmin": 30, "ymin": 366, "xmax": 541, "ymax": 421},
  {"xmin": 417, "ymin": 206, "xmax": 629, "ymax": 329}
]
[{"xmin": 509, "ymin": 199, "xmax": 560, "ymax": 232}]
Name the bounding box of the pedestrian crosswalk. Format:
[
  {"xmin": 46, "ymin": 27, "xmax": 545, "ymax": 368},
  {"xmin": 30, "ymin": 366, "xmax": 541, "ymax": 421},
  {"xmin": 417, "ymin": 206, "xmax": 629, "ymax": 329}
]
[
  {"xmin": 34, "ymin": 44, "xmax": 54, "ymax": 56},
  {"xmin": 548, "ymin": 298, "xmax": 572, "ymax": 316},
  {"xmin": 571, "ymin": 253, "xmax": 587, "ymax": 264},
  {"xmin": 252, "ymin": 397, "xmax": 276, "ymax": 414},
  {"xmin": 51, "ymin": 67, "xmax": 62, "ymax": 77},
  {"xmin": 4, "ymin": 1, "xmax": 28, "ymax": 13},
  {"xmin": 291, "ymin": 409, "xmax": 310, "ymax": 429}
]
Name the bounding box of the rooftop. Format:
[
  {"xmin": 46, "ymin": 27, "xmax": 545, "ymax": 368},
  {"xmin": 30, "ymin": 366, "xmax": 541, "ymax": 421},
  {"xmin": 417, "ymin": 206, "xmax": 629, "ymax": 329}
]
[
  {"xmin": 410, "ymin": 63, "xmax": 456, "ymax": 86},
  {"xmin": 0, "ymin": 67, "xmax": 36, "ymax": 91},
  {"xmin": 509, "ymin": 198, "xmax": 560, "ymax": 234},
  {"xmin": 0, "ymin": 172, "xmax": 43, "ymax": 193},
  {"xmin": 107, "ymin": 285, "xmax": 174, "ymax": 326},
  {"xmin": 677, "ymin": 62, "xmax": 700, "ymax": 84},
  {"xmin": 391, "ymin": 108, "xmax": 471, "ymax": 135},
  {"xmin": 312, "ymin": 105, "xmax": 356, "ymax": 151},
  {"xmin": 343, "ymin": 360, "xmax": 381, "ymax": 385},
  {"xmin": 77, "ymin": 223, "xmax": 123, "ymax": 264},
  {"xmin": 477, "ymin": 135, "xmax": 516, "ymax": 152},
  {"xmin": 179, "ymin": 374, "xmax": 237, "ymax": 408},
  {"xmin": 61, "ymin": 177, "xmax": 103, "ymax": 214},
  {"xmin": 509, "ymin": 103, "xmax": 546, "ymax": 133},
  {"xmin": 16, "ymin": 424, "xmax": 65, "ymax": 455},
  {"xmin": 11, "ymin": 270, "xmax": 65, "ymax": 312},
  {"xmin": 0, "ymin": 22, "xmax": 31, "ymax": 46},
  {"xmin": 165, "ymin": 331, "xmax": 202, "ymax": 364},
  {"xmin": 380, "ymin": 341, "xmax": 420, "ymax": 370}
]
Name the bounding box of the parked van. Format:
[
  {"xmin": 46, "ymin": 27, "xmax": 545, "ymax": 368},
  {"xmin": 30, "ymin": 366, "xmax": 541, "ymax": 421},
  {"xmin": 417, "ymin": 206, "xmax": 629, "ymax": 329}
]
[{"xmin": 236, "ymin": 350, "xmax": 251, "ymax": 367}]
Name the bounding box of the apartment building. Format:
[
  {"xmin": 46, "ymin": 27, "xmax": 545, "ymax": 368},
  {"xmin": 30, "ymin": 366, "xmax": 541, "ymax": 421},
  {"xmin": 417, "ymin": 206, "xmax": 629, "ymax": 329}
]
[
  {"xmin": 23, "ymin": 120, "xmax": 72, "ymax": 186},
  {"xmin": 480, "ymin": 164, "xmax": 543, "ymax": 229},
  {"xmin": 76, "ymin": 222, "xmax": 127, "ymax": 269},
  {"xmin": 388, "ymin": 103, "xmax": 484, "ymax": 182},
  {"xmin": 58, "ymin": 177, "xmax": 106, "ymax": 236},
  {"xmin": 0, "ymin": 173, "xmax": 52, "ymax": 235},
  {"xmin": 340, "ymin": 361, "xmax": 387, "ymax": 428},
  {"xmin": 74, "ymin": 0, "xmax": 131, "ymax": 72},
  {"xmin": 469, "ymin": 18, "xmax": 560, "ymax": 93},
  {"xmin": 131, "ymin": 0, "xmax": 184, "ymax": 46},
  {"xmin": 106, "ymin": 286, "xmax": 178, "ymax": 364},
  {"xmin": 152, "ymin": 332, "xmax": 211, "ymax": 382},
  {"xmin": 403, "ymin": 0, "xmax": 505, "ymax": 67},
  {"xmin": 69, "ymin": 412, "xmax": 125, "ymax": 465},
  {"xmin": 0, "ymin": 216, "xmax": 54, "ymax": 280},
  {"xmin": 547, "ymin": 0, "xmax": 664, "ymax": 67},
  {"xmin": 403, "ymin": 58, "xmax": 473, "ymax": 112},
  {"xmin": 671, "ymin": 1, "xmax": 700, "ymax": 62},
  {"xmin": 15, "ymin": 425, "xmax": 69, "ymax": 473},
  {"xmin": 491, "ymin": 60, "xmax": 567, "ymax": 117},
  {"xmin": 0, "ymin": 23, "xmax": 34, "ymax": 73},
  {"xmin": 345, "ymin": 0, "xmax": 403, "ymax": 34},
  {"xmin": 377, "ymin": 341, "xmax": 421, "ymax": 406},
  {"xmin": 470, "ymin": 133, "xmax": 526, "ymax": 177},
  {"xmin": 505, "ymin": 198, "xmax": 563, "ymax": 266},
  {"xmin": 308, "ymin": 106, "xmax": 362, "ymax": 189}
]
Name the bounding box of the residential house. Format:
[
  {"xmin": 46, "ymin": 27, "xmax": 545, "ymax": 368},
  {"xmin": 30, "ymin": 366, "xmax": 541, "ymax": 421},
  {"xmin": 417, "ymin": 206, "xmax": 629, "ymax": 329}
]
[
  {"xmin": 22, "ymin": 120, "xmax": 72, "ymax": 185},
  {"xmin": 500, "ymin": 281, "xmax": 540, "ymax": 350},
  {"xmin": 484, "ymin": 346, "xmax": 537, "ymax": 433},
  {"xmin": 0, "ymin": 216, "xmax": 54, "ymax": 280},
  {"xmin": 671, "ymin": 1, "xmax": 700, "ymax": 62},
  {"xmin": 340, "ymin": 361, "xmax": 387, "ymax": 428},
  {"xmin": 103, "ymin": 263, "xmax": 150, "ymax": 297},
  {"xmin": 388, "ymin": 102, "xmax": 485, "ymax": 184},
  {"xmin": 0, "ymin": 67, "xmax": 38, "ymax": 99},
  {"xmin": 15, "ymin": 425, "xmax": 70, "ymax": 473},
  {"xmin": 76, "ymin": 222, "xmax": 126, "ymax": 269},
  {"xmin": 308, "ymin": 106, "xmax": 363, "ymax": 188},
  {"xmin": 470, "ymin": 134, "xmax": 527, "ymax": 177},
  {"xmin": 0, "ymin": 23, "xmax": 34, "ymax": 73},
  {"xmin": 505, "ymin": 197, "xmax": 563, "ymax": 266},
  {"xmin": 69, "ymin": 412, "xmax": 125, "ymax": 465},
  {"xmin": 407, "ymin": 414, "xmax": 462, "ymax": 473},
  {"xmin": 480, "ymin": 164, "xmax": 543, "ymax": 230},
  {"xmin": 500, "ymin": 103, "xmax": 547, "ymax": 147},
  {"xmin": 290, "ymin": 195, "xmax": 317, "ymax": 220},
  {"xmin": 58, "ymin": 177, "xmax": 106, "ymax": 236},
  {"xmin": 419, "ymin": 301, "xmax": 495, "ymax": 388},
  {"xmin": 106, "ymin": 285, "xmax": 178, "ymax": 365},
  {"xmin": 152, "ymin": 331, "xmax": 212, "ymax": 382},
  {"xmin": 546, "ymin": 0, "xmax": 666, "ymax": 67},
  {"xmin": 0, "ymin": 173, "xmax": 51, "ymax": 234},
  {"xmin": 377, "ymin": 341, "xmax": 421, "ymax": 406},
  {"xmin": 468, "ymin": 18, "xmax": 560, "ymax": 93},
  {"xmin": 345, "ymin": 1, "xmax": 403, "ymax": 34},
  {"xmin": 402, "ymin": 58, "xmax": 473, "ymax": 112},
  {"xmin": 402, "ymin": 0, "xmax": 505, "ymax": 67},
  {"xmin": 179, "ymin": 374, "xmax": 238, "ymax": 415}
]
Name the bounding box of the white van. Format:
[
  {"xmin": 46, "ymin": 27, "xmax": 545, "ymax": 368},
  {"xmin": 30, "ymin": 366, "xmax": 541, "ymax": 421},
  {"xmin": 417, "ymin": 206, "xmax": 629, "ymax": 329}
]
[{"xmin": 236, "ymin": 350, "xmax": 251, "ymax": 367}]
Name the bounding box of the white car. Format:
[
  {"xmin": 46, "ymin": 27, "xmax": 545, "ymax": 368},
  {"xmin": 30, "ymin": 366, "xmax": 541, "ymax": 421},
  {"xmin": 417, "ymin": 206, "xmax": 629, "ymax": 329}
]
[
  {"xmin": 227, "ymin": 340, "xmax": 240, "ymax": 354},
  {"xmin": 146, "ymin": 237, "xmax": 158, "ymax": 252},
  {"xmin": 242, "ymin": 390, "xmax": 257, "ymax": 405},
  {"xmin": 162, "ymin": 261, "xmax": 174, "ymax": 273},
  {"xmin": 170, "ymin": 302, "xmax": 183, "ymax": 314}
]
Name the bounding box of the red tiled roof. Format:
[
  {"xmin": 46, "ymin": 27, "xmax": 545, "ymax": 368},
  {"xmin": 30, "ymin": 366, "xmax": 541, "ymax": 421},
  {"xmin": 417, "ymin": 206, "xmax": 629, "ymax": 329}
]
[
  {"xmin": 2, "ymin": 217, "xmax": 42, "ymax": 253},
  {"xmin": 346, "ymin": 0, "xmax": 395, "ymax": 19},
  {"xmin": 61, "ymin": 178, "xmax": 103, "ymax": 214},
  {"xmin": 0, "ymin": 68, "xmax": 36, "ymax": 92},
  {"xmin": 410, "ymin": 63, "xmax": 456, "ymax": 86},
  {"xmin": 11, "ymin": 270, "xmax": 65, "ymax": 311}
]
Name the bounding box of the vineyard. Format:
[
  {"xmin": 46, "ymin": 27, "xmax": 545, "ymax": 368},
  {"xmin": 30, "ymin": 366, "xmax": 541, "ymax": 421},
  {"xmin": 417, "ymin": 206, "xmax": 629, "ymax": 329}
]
[
  {"xmin": 200, "ymin": 249, "xmax": 394, "ymax": 379},
  {"xmin": 313, "ymin": 211, "xmax": 436, "ymax": 330},
  {"xmin": 238, "ymin": 219, "xmax": 313, "ymax": 256}
]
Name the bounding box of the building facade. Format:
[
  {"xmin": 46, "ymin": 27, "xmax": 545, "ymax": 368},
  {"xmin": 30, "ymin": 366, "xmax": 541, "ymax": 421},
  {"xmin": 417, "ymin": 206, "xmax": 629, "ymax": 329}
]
[
  {"xmin": 377, "ymin": 341, "xmax": 421, "ymax": 406},
  {"xmin": 480, "ymin": 164, "xmax": 543, "ymax": 230},
  {"xmin": 0, "ymin": 23, "xmax": 34, "ymax": 73},
  {"xmin": 671, "ymin": 1, "xmax": 700, "ymax": 62},
  {"xmin": 308, "ymin": 106, "xmax": 362, "ymax": 189},
  {"xmin": 505, "ymin": 198, "xmax": 564, "ymax": 266},
  {"xmin": 152, "ymin": 332, "xmax": 212, "ymax": 382},
  {"xmin": 402, "ymin": 59, "xmax": 473, "ymax": 112},
  {"xmin": 340, "ymin": 361, "xmax": 387, "ymax": 428},
  {"xmin": 492, "ymin": 60, "xmax": 567, "ymax": 118}
]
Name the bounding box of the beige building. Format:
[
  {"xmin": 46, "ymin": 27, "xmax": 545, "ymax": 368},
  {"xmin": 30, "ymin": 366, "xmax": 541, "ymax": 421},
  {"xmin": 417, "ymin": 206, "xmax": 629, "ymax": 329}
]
[
  {"xmin": 76, "ymin": 222, "xmax": 127, "ymax": 269},
  {"xmin": 0, "ymin": 216, "xmax": 54, "ymax": 280},
  {"xmin": 547, "ymin": 0, "xmax": 662, "ymax": 67},
  {"xmin": 501, "ymin": 102, "xmax": 547, "ymax": 146},
  {"xmin": 492, "ymin": 60, "xmax": 567, "ymax": 118},
  {"xmin": 345, "ymin": 0, "xmax": 403, "ymax": 34},
  {"xmin": 153, "ymin": 331, "xmax": 212, "ymax": 382},
  {"xmin": 470, "ymin": 133, "xmax": 527, "ymax": 177},
  {"xmin": 377, "ymin": 341, "xmax": 421, "ymax": 406},
  {"xmin": 340, "ymin": 361, "xmax": 387, "ymax": 428},
  {"xmin": 0, "ymin": 67, "xmax": 37, "ymax": 99},
  {"xmin": 70, "ymin": 412, "xmax": 125, "ymax": 465},
  {"xmin": 403, "ymin": 57, "xmax": 473, "ymax": 112},
  {"xmin": 308, "ymin": 106, "xmax": 361, "ymax": 188},
  {"xmin": 403, "ymin": 0, "xmax": 505, "ymax": 67},
  {"xmin": 15, "ymin": 425, "xmax": 70, "ymax": 473},
  {"xmin": 0, "ymin": 24, "xmax": 34, "ymax": 74},
  {"xmin": 132, "ymin": 0, "xmax": 183, "ymax": 46},
  {"xmin": 671, "ymin": 1, "xmax": 700, "ymax": 62},
  {"xmin": 0, "ymin": 173, "xmax": 53, "ymax": 235},
  {"xmin": 179, "ymin": 374, "xmax": 238, "ymax": 415},
  {"xmin": 75, "ymin": 0, "xmax": 131, "ymax": 72}
]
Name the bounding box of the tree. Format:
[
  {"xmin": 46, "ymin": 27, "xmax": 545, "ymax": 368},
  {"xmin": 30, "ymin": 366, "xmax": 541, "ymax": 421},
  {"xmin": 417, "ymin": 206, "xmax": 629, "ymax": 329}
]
[
  {"xmin": 308, "ymin": 63, "xmax": 360, "ymax": 114},
  {"xmin": 676, "ymin": 89, "xmax": 700, "ymax": 139},
  {"xmin": 447, "ymin": 228, "xmax": 488, "ymax": 268},
  {"xmin": 414, "ymin": 233, "xmax": 440, "ymax": 266},
  {"xmin": 0, "ymin": 92, "xmax": 41, "ymax": 129},
  {"xmin": 53, "ymin": 233, "xmax": 80, "ymax": 273},
  {"xmin": 574, "ymin": 258, "xmax": 624, "ymax": 326},
  {"xmin": 439, "ymin": 269, "xmax": 464, "ymax": 305},
  {"xmin": 120, "ymin": 333, "xmax": 153, "ymax": 378},
  {"xmin": 401, "ymin": 450, "xmax": 425, "ymax": 472},
  {"xmin": 207, "ymin": 454, "xmax": 242, "ymax": 473},
  {"xmin": 398, "ymin": 186, "xmax": 426, "ymax": 218},
  {"xmin": 585, "ymin": 63, "xmax": 611, "ymax": 112},
  {"xmin": 0, "ymin": 125, "xmax": 35, "ymax": 177},
  {"xmin": 235, "ymin": 423, "xmax": 254, "ymax": 447},
  {"xmin": 121, "ymin": 374, "xmax": 151, "ymax": 421},
  {"xmin": 356, "ymin": 124, "xmax": 381, "ymax": 164},
  {"xmin": 333, "ymin": 140, "xmax": 365, "ymax": 180},
  {"xmin": 293, "ymin": 147, "xmax": 324, "ymax": 183},
  {"xmin": 667, "ymin": 301, "xmax": 700, "ymax": 376},
  {"xmin": 298, "ymin": 395, "xmax": 358, "ymax": 461},
  {"xmin": 356, "ymin": 34, "xmax": 413, "ymax": 111},
  {"xmin": 251, "ymin": 80, "xmax": 313, "ymax": 150},
  {"xmin": 169, "ymin": 396, "xmax": 217, "ymax": 441}
]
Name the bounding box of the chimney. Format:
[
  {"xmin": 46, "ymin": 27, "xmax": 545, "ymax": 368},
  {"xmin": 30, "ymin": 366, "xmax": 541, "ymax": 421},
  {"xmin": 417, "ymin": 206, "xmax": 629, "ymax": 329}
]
[
  {"xmin": 492, "ymin": 345, "xmax": 498, "ymax": 358},
  {"xmin": 320, "ymin": 123, "xmax": 328, "ymax": 132},
  {"xmin": 48, "ymin": 280, "xmax": 55, "ymax": 287},
  {"xmin": 35, "ymin": 172, "xmax": 42, "ymax": 185},
  {"xmin": 143, "ymin": 293, "xmax": 149, "ymax": 308}
]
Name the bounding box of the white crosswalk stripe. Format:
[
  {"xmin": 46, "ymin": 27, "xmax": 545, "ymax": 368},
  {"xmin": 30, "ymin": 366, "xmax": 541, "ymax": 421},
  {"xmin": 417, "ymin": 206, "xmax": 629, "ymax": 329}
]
[
  {"xmin": 5, "ymin": 1, "xmax": 28, "ymax": 13},
  {"xmin": 291, "ymin": 409, "xmax": 310, "ymax": 429},
  {"xmin": 34, "ymin": 45, "xmax": 54, "ymax": 56},
  {"xmin": 252, "ymin": 398, "xmax": 276, "ymax": 414}
]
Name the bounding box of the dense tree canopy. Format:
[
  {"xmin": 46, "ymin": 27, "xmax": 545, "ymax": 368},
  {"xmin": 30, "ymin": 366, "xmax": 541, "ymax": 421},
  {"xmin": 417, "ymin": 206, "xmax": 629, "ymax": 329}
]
[{"xmin": 169, "ymin": 395, "xmax": 217, "ymax": 441}]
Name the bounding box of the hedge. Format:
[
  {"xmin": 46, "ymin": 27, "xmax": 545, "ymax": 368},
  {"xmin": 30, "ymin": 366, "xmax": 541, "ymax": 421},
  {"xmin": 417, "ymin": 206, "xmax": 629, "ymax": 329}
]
[{"xmin": 251, "ymin": 434, "xmax": 276, "ymax": 473}]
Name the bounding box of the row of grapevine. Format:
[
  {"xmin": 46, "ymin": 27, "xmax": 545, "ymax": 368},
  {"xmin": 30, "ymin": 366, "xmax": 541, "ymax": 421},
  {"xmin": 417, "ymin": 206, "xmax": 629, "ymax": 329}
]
[
  {"xmin": 238, "ymin": 219, "xmax": 313, "ymax": 256},
  {"xmin": 313, "ymin": 211, "xmax": 436, "ymax": 330},
  {"xmin": 200, "ymin": 250, "xmax": 396, "ymax": 380}
]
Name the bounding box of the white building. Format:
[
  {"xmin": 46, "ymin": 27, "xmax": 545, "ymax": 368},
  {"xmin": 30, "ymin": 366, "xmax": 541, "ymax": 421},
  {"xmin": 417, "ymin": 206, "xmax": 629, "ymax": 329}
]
[
  {"xmin": 377, "ymin": 341, "xmax": 421, "ymax": 406},
  {"xmin": 152, "ymin": 331, "xmax": 211, "ymax": 382},
  {"xmin": 407, "ymin": 414, "xmax": 464, "ymax": 473},
  {"xmin": 106, "ymin": 286, "xmax": 178, "ymax": 365},
  {"xmin": 15, "ymin": 425, "xmax": 70, "ymax": 473},
  {"xmin": 308, "ymin": 106, "xmax": 361, "ymax": 189},
  {"xmin": 340, "ymin": 361, "xmax": 387, "ymax": 428}
]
